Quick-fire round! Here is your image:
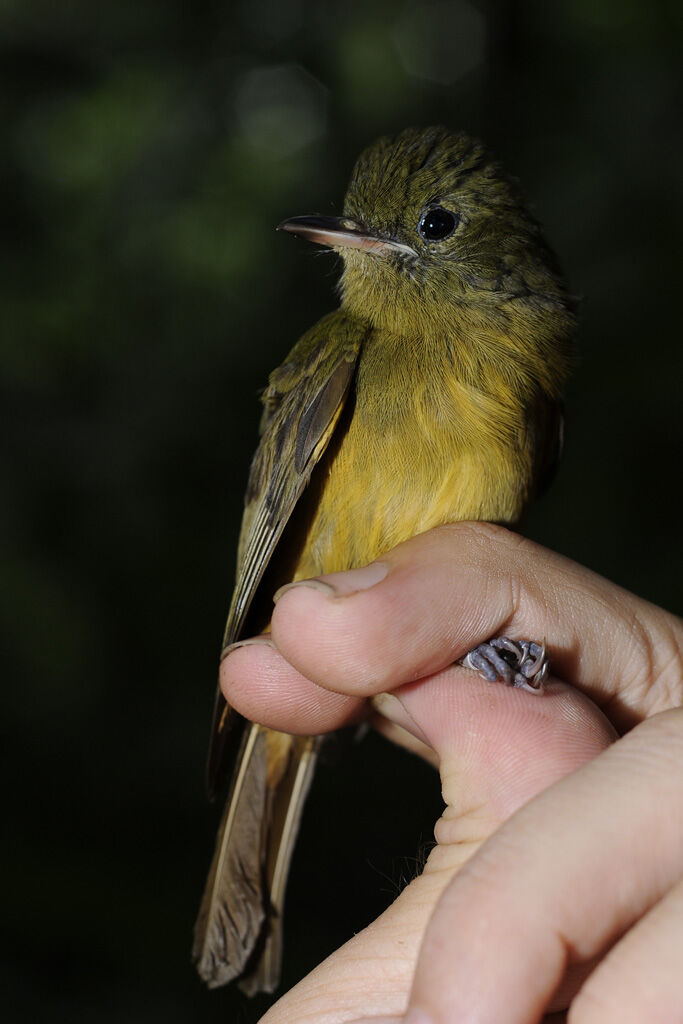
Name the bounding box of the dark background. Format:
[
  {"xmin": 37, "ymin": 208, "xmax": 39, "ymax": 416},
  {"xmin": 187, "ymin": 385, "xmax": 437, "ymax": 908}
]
[{"xmin": 3, "ymin": 1, "xmax": 682, "ymax": 1021}]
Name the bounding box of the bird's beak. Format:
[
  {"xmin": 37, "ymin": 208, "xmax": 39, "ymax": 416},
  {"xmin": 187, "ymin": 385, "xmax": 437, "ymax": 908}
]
[{"xmin": 277, "ymin": 215, "xmax": 416, "ymax": 257}]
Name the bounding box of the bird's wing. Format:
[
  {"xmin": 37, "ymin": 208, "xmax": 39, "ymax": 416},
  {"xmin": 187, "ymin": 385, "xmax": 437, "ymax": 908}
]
[{"xmin": 205, "ymin": 310, "xmax": 367, "ymax": 797}]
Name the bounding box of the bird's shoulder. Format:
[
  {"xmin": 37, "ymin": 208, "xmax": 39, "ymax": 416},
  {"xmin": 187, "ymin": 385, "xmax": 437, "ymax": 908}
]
[{"xmin": 257, "ymin": 309, "xmax": 364, "ymax": 434}]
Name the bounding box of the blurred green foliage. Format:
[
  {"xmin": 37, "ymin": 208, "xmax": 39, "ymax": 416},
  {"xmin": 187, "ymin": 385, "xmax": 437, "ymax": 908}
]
[{"xmin": 2, "ymin": 1, "xmax": 682, "ymax": 1020}]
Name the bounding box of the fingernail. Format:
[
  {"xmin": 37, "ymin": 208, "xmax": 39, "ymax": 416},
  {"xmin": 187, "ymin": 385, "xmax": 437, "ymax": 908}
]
[
  {"xmin": 273, "ymin": 578, "xmax": 336, "ymax": 603},
  {"xmin": 220, "ymin": 636, "xmax": 275, "ymax": 661},
  {"xmin": 370, "ymin": 691, "xmax": 403, "ymax": 717},
  {"xmin": 273, "ymin": 561, "xmax": 388, "ymax": 604}
]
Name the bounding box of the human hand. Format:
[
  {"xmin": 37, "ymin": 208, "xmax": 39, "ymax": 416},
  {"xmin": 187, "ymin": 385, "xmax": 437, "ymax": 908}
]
[{"xmin": 221, "ymin": 523, "xmax": 683, "ymax": 1023}]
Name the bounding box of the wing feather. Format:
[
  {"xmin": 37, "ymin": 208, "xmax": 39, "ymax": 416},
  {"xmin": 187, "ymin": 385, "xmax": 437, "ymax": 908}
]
[{"xmin": 205, "ymin": 310, "xmax": 366, "ymax": 797}]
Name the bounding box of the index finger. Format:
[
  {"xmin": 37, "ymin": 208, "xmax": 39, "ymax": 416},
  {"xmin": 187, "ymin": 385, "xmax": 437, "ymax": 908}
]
[{"xmin": 271, "ymin": 523, "xmax": 683, "ymax": 728}]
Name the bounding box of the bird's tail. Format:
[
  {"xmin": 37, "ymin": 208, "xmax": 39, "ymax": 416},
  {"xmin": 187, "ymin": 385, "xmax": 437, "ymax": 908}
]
[{"xmin": 193, "ymin": 722, "xmax": 318, "ymax": 993}]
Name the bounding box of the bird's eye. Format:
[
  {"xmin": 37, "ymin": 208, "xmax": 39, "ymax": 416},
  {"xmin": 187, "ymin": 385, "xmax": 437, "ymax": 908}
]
[{"xmin": 418, "ymin": 206, "xmax": 459, "ymax": 242}]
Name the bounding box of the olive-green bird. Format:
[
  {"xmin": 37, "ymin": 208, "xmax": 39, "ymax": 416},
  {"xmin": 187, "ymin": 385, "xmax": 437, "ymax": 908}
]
[{"xmin": 193, "ymin": 126, "xmax": 576, "ymax": 992}]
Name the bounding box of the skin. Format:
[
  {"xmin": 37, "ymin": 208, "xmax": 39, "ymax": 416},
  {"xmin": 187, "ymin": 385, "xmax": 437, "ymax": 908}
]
[{"xmin": 220, "ymin": 522, "xmax": 683, "ymax": 1024}]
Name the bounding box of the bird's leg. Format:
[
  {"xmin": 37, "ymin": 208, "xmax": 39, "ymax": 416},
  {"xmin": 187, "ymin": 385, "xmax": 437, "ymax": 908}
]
[{"xmin": 459, "ymin": 637, "xmax": 548, "ymax": 694}]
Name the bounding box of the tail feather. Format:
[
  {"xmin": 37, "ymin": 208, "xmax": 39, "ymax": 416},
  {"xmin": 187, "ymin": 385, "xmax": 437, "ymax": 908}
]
[
  {"xmin": 240, "ymin": 733, "xmax": 319, "ymax": 994},
  {"xmin": 193, "ymin": 723, "xmax": 319, "ymax": 993},
  {"xmin": 193, "ymin": 723, "xmax": 270, "ymax": 988}
]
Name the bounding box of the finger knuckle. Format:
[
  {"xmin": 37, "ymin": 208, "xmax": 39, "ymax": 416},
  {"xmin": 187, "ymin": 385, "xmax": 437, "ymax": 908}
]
[
  {"xmin": 642, "ymin": 617, "xmax": 683, "ymax": 713},
  {"xmin": 436, "ymin": 522, "xmax": 555, "ymax": 634},
  {"xmin": 438, "ymin": 521, "xmax": 537, "ymax": 580},
  {"xmin": 434, "ymin": 519, "xmax": 518, "ymax": 555}
]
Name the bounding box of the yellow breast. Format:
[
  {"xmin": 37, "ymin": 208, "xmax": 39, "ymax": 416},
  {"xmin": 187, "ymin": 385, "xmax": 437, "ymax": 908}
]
[{"xmin": 291, "ymin": 326, "xmax": 535, "ymax": 580}]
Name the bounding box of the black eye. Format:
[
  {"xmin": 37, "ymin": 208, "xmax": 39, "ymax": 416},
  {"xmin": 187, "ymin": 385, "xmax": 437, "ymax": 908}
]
[{"xmin": 418, "ymin": 206, "xmax": 458, "ymax": 242}]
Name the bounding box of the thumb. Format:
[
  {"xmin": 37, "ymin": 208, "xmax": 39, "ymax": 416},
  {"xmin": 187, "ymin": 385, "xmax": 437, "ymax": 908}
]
[
  {"xmin": 372, "ymin": 664, "xmax": 617, "ymax": 831},
  {"xmin": 260, "ymin": 668, "xmax": 615, "ymax": 1024}
]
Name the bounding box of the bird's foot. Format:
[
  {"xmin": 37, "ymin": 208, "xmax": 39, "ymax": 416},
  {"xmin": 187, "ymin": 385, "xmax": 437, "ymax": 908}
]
[{"xmin": 459, "ymin": 637, "xmax": 548, "ymax": 694}]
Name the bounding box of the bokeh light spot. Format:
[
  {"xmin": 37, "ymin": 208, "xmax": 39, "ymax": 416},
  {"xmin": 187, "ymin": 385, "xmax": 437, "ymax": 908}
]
[
  {"xmin": 234, "ymin": 63, "xmax": 327, "ymax": 158},
  {"xmin": 392, "ymin": 0, "xmax": 485, "ymax": 85}
]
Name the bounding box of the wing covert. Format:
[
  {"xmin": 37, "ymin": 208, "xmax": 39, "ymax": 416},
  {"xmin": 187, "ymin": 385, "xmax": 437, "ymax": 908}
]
[{"xmin": 206, "ymin": 310, "xmax": 366, "ymax": 797}]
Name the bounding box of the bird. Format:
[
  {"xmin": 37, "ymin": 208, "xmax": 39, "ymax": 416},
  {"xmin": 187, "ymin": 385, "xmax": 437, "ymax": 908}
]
[{"xmin": 192, "ymin": 125, "xmax": 577, "ymax": 993}]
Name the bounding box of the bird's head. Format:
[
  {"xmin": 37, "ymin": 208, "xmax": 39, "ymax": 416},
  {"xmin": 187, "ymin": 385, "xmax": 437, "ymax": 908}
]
[{"xmin": 279, "ymin": 126, "xmax": 576, "ymax": 348}]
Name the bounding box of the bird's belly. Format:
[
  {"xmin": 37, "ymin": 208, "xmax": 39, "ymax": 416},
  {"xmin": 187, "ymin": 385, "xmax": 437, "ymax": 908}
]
[{"xmin": 290, "ymin": 382, "xmax": 530, "ymax": 580}]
